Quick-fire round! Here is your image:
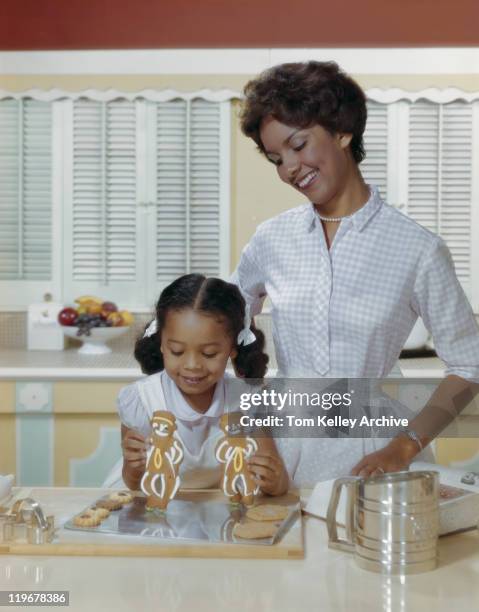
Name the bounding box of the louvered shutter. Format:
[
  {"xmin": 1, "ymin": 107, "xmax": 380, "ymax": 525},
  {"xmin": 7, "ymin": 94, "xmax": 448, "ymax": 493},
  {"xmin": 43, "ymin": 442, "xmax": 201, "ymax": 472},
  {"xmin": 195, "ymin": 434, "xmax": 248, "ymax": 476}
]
[
  {"xmin": 64, "ymin": 99, "xmax": 140, "ymax": 305},
  {"xmin": 408, "ymin": 102, "xmax": 440, "ymax": 230},
  {"xmin": 189, "ymin": 100, "xmax": 221, "ymax": 275},
  {"xmin": 0, "ymin": 99, "xmax": 52, "ymax": 281},
  {"xmin": 407, "ymin": 101, "xmax": 472, "ymax": 296},
  {"xmin": 156, "ymin": 100, "xmax": 188, "ymax": 280},
  {"xmin": 155, "ymin": 99, "xmax": 223, "ymax": 287},
  {"xmin": 360, "ymin": 101, "xmax": 389, "ymax": 200},
  {"xmin": 440, "ymin": 103, "xmax": 472, "ymax": 292}
]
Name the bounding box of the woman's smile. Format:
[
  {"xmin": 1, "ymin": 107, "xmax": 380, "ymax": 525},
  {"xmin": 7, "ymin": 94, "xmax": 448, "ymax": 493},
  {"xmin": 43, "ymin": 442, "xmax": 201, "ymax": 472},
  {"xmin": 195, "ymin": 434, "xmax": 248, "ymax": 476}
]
[
  {"xmin": 259, "ymin": 116, "xmax": 350, "ymax": 206},
  {"xmin": 259, "ymin": 115, "xmax": 369, "ymax": 217},
  {"xmin": 295, "ymin": 169, "xmax": 319, "ymax": 190}
]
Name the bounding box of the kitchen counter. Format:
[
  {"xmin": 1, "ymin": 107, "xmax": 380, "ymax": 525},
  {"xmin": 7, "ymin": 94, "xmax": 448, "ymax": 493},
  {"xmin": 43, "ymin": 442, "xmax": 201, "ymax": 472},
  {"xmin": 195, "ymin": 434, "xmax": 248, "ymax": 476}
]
[
  {"xmin": 0, "ymin": 347, "xmax": 445, "ymax": 380},
  {"xmin": 0, "ymin": 348, "xmax": 142, "ymax": 380},
  {"xmin": 0, "ymin": 487, "xmax": 478, "ymax": 612}
]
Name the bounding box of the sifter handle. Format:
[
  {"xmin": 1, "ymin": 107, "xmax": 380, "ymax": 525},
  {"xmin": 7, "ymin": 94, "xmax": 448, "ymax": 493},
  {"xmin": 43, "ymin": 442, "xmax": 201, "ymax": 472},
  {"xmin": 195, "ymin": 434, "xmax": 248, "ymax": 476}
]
[{"xmin": 327, "ymin": 477, "xmax": 358, "ymax": 552}]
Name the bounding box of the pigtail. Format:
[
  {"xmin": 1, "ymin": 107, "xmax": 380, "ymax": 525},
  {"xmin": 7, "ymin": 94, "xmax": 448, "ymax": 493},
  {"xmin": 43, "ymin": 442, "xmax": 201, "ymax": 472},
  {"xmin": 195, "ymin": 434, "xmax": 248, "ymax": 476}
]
[
  {"xmin": 233, "ymin": 324, "xmax": 269, "ymax": 380},
  {"xmin": 134, "ymin": 326, "xmax": 164, "ymax": 375}
]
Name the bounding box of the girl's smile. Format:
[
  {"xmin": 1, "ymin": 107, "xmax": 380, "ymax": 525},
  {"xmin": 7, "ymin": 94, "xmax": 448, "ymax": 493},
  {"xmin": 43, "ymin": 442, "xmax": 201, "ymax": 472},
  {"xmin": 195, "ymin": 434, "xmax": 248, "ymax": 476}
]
[{"xmin": 180, "ymin": 374, "xmax": 208, "ymax": 386}]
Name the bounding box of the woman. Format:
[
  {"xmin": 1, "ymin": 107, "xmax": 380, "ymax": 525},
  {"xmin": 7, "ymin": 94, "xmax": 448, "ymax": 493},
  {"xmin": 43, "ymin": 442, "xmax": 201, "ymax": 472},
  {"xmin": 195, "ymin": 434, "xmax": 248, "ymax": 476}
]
[{"xmin": 232, "ymin": 61, "xmax": 479, "ymax": 484}]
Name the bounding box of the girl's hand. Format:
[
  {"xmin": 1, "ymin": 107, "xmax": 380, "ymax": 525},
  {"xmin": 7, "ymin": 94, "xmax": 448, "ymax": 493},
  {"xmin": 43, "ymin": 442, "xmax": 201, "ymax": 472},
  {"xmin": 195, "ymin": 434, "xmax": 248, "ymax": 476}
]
[
  {"xmin": 350, "ymin": 436, "xmax": 419, "ymax": 478},
  {"xmin": 121, "ymin": 425, "xmax": 148, "ymax": 471},
  {"xmin": 247, "ymin": 451, "xmax": 288, "ymax": 496}
]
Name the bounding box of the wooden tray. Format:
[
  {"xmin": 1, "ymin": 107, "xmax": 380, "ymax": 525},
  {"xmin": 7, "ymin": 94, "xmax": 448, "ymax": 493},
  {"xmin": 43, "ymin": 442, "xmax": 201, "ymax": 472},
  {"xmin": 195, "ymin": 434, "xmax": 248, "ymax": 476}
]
[{"xmin": 0, "ymin": 488, "xmax": 304, "ymax": 559}]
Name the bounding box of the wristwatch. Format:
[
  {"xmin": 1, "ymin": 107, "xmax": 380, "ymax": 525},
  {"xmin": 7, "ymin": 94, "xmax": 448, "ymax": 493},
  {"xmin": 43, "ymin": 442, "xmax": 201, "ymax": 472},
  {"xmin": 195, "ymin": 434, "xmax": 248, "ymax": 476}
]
[{"xmin": 402, "ymin": 429, "xmax": 424, "ymax": 452}]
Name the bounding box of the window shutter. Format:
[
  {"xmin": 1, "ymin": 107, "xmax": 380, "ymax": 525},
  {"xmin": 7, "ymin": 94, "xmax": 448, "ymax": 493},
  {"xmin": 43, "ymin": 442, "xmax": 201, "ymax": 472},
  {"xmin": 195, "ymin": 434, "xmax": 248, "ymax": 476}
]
[
  {"xmin": 65, "ymin": 99, "xmax": 139, "ymax": 303},
  {"xmin": 407, "ymin": 102, "xmax": 440, "ymax": 230},
  {"xmin": 407, "ymin": 101, "xmax": 472, "ymax": 295},
  {"xmin": 155, "ymin": 100, "xmax": 188, "ymax": 281},
  {"xmin": 440, "ymin": 103, "xmax": 473, "ymax": 292},
  {"xmin": 0, "ymin": 99, "xmax": 52, "ymax": 281},
  {"xmin": 361, "ymin": 101, "xmax": 389, "ymax": 200},
  {"xmin": 189, "ymin": 100, "xmax": 221, "ymax": 276},
  {"xmin": 155, "ymin": 99, "xmax": 222, "ymax": 286}
]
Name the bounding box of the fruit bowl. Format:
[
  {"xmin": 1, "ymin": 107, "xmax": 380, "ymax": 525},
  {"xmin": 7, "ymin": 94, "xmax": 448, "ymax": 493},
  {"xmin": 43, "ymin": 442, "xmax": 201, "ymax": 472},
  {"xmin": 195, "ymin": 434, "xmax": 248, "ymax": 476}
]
[{"xmin": 62, "ymin": 326, "xmax": 130, "ymax": 355}]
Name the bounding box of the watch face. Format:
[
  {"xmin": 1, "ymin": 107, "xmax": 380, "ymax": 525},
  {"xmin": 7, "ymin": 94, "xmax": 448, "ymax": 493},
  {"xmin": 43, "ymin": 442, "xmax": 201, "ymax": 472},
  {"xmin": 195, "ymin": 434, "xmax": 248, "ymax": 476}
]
[{"xmin": 403, "ymin": 430, "xmax": 422, "ymax": 451}]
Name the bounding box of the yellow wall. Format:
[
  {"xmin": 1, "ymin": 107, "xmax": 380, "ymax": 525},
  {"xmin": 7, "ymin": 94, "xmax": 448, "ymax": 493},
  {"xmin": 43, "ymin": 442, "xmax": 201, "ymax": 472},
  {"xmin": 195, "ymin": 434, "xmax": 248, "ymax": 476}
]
[
  {"xmin": 0, "ymin": 415, "xmax": 16, "ymax": 475},
  {"xmin": 436, "ymin": 439, "xmax": 479, "ymax": 466},
  {"xmin": 53, "ymin": 381, "xmax": 122, "ymax": 413},
  {"xmin": 0, "ymin": 382, "xmax": 16, "ymax": 474}
]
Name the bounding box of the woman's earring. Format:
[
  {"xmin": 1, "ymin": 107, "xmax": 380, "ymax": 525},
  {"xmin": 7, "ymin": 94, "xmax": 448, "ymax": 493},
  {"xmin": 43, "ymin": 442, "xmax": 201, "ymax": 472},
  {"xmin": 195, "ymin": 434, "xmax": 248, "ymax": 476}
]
[{"xmin": 339, "ymin": 133, "xmax": 353, "ymax": 148}]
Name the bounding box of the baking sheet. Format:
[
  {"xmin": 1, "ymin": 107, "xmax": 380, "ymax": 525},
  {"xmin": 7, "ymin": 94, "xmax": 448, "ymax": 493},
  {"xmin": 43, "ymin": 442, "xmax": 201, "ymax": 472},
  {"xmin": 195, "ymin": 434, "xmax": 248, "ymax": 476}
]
[{"xmin": 64, "ymin": 492, "xmax": 300, "ymax": 546}]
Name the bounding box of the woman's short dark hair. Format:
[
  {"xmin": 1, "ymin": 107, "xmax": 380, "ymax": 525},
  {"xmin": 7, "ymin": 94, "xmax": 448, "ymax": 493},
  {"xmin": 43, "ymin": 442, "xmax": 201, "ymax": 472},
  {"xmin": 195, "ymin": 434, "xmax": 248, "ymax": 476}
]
[
  {"xmin": 134, "ymin": 273, "xmax": 268, "ymax": 381},
  {"xmin": 240, "ymin": 61, "xmax": 367, "ymax": 164}
]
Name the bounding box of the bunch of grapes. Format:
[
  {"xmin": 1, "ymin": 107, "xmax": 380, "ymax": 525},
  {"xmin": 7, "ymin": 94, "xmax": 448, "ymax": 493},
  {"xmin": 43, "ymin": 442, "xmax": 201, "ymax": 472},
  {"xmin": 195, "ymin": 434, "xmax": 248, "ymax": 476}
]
[{"xmin": 75, "ymin": 314, "xmax": 113, "ymax": 337}]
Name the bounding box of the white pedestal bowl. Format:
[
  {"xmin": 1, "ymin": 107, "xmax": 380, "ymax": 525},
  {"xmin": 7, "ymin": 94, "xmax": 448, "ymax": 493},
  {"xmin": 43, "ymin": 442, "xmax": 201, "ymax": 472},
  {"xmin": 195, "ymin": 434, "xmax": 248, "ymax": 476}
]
[{"xmin": 62, "ymin": 326, "xmax": 130, "ymax": 355}]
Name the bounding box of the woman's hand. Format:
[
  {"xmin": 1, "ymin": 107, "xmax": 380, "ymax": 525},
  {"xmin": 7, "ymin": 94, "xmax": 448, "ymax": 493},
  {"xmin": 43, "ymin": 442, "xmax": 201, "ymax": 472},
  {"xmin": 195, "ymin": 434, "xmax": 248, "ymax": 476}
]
[
  {"xmin": 247, "ymin": 450, "xmax": 289, "ymax": 496},
  {"xmin": 121, "ymin": 425, "xmax": 148, "ymax": 489},
  {"xmin": 350, "ymin": 435, "xmax": 420, "ymax": 478}
]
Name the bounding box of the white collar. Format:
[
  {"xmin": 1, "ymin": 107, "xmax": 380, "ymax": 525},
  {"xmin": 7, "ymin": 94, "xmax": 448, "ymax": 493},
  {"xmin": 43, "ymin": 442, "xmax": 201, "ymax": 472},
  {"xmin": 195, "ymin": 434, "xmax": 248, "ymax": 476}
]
[{"xmin": 306, "ymin": 184, "xmax": 383, "ymax": 233}]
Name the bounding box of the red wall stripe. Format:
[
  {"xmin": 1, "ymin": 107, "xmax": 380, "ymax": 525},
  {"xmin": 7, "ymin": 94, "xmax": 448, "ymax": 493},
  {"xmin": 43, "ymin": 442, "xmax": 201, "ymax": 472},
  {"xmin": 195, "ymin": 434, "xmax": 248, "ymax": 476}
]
[{"xmin": 1, "ymin": 0, "xmax": 478, "ymax": 50}]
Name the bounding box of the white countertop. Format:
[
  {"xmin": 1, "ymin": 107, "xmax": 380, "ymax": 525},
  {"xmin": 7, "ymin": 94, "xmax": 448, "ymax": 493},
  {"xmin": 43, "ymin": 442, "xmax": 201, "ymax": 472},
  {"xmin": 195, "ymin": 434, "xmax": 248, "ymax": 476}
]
[
  {"xmin": 0, "ymin": 348, "xmax": 445, "ymax": 380},
  {"xmin": 0, "ymin": 487, "xmax": 478, "ymax": 612},
  {"xmin": 0, "ymin": 348, "xmax": 142, "ymax": 380}
]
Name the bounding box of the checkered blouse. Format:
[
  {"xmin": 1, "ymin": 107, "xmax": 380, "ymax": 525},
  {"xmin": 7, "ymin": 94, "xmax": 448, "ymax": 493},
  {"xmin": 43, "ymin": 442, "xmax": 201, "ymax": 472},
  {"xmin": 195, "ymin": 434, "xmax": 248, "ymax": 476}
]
[{"xmin": 232, "ymin": 186, "xmax": 479, "ymax": 381}]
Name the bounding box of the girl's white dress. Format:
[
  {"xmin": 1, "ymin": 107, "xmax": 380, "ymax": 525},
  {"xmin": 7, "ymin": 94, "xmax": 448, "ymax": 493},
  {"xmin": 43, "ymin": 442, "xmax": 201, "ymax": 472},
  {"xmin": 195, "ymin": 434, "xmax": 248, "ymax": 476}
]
[{"xmin": 104, "ymin": 370, "xmax": 251, "ymax": 489}]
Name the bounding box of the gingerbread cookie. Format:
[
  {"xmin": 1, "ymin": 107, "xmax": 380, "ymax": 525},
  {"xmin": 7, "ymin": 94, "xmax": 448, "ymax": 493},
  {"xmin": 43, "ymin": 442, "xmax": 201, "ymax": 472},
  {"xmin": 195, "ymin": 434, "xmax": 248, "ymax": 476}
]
[
  {"xmin": 246, "ymin": 504, "xmax": 289, "ymax": 522},
  {"xmin": 215, "ymin": 413, "xmax": 259, "ymax": 506},
  {"xmin": 73, "ymin": 512, "xmax": 101, "ymax": 527},
  {"xmin": 233, "ymin": 520, "xmax": 280, "ymax": 540},
  {"xmin": 141, "ymin": 411, "xmax": 184, "ymax": 511},
  {"xmin": 109, "ymin": 491, "xmax": 133, "ymax": 505}
]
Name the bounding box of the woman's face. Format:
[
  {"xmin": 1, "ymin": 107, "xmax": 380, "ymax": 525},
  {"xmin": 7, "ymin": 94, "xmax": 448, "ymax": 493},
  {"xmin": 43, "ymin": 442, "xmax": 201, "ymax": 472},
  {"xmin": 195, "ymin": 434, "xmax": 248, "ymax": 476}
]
[{"xmin": 259, "ymin": 116, "xmax": 353, "ymax": 206}]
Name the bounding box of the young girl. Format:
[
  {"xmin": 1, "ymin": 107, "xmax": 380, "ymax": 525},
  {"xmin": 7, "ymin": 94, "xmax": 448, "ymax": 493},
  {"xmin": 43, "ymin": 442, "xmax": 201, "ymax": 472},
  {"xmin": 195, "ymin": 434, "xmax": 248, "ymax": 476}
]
[{"xmin": 105, "ymin": 273, "xmax": 288, "ymax": 496}]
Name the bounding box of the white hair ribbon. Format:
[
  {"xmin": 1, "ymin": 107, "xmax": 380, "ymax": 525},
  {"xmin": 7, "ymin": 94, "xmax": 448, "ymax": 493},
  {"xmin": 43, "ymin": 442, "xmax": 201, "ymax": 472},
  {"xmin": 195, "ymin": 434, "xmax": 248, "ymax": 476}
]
[
  {"xmin": 237, "ymin": 304, "xmax": 256, "ymax": 346},
  {"xmin": 144, "ymin": 319, "xmax": 158, "ymax": 338}
]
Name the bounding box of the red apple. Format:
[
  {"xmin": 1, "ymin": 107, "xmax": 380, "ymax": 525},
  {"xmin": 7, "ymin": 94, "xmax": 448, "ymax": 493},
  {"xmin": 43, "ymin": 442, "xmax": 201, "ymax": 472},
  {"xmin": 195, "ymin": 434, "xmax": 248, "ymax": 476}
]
[
  {"xmin": 101, "ymin": 301, "xmax": 118, "ymax": 317},
  {"xmin": 58, "ymin": 307, "xmax": 78, "ymax": 326}
]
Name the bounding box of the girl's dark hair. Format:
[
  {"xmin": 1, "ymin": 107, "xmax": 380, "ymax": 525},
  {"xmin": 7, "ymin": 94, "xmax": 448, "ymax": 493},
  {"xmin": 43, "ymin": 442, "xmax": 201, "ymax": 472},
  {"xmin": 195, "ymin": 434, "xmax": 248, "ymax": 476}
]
[
  {"xmin": 134, "ymin": 274, "xmax": 268, "ymax": 381},
  {"xmin": 240, "ymin": 60, "xmax": 367, "ymax": 164}
]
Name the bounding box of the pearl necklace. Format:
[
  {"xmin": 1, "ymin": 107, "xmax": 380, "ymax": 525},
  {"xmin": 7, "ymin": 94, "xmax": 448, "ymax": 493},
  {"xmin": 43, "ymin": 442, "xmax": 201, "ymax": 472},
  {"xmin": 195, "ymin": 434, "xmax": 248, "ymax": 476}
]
[{"xmin": 317, "ymin": 213, "xmax": 351, "ymax": 222}]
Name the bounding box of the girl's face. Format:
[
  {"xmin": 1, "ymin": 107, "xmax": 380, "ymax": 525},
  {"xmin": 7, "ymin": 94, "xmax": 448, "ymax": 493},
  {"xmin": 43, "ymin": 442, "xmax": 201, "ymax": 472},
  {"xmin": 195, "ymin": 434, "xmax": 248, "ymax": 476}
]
[
  {"xmin": 259, "ymin": 116, "xmax": 353, "ymax": 207},
  {"xmin": 160, "ymin": 308, "xmax": 237, "ymax": 411}
]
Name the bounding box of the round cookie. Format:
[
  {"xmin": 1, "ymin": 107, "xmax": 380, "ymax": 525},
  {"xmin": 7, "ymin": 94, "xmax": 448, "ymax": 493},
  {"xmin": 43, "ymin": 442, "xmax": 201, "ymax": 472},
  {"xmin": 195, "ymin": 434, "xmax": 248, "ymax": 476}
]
[
  {"xmin": 233, "ymin": 520, "xmax": 280, "ymax": 540},
  {"xmin": 109, "ymin": 491, "xmax": 133, "ymax": 505},
  {"xmin": 73, "ymin": 512, "xmax": 101, "ymax": 527},
  {"xmin": 246, "ymin": 504, "xmax": 289, "ymax": 522},
  {"xmin": 95, "ymin": 498, "xmax": 123, "ymax": 511},
  {"xmin": 88, "ymin": 506, "xmax": 110, "ymax": 519}
]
